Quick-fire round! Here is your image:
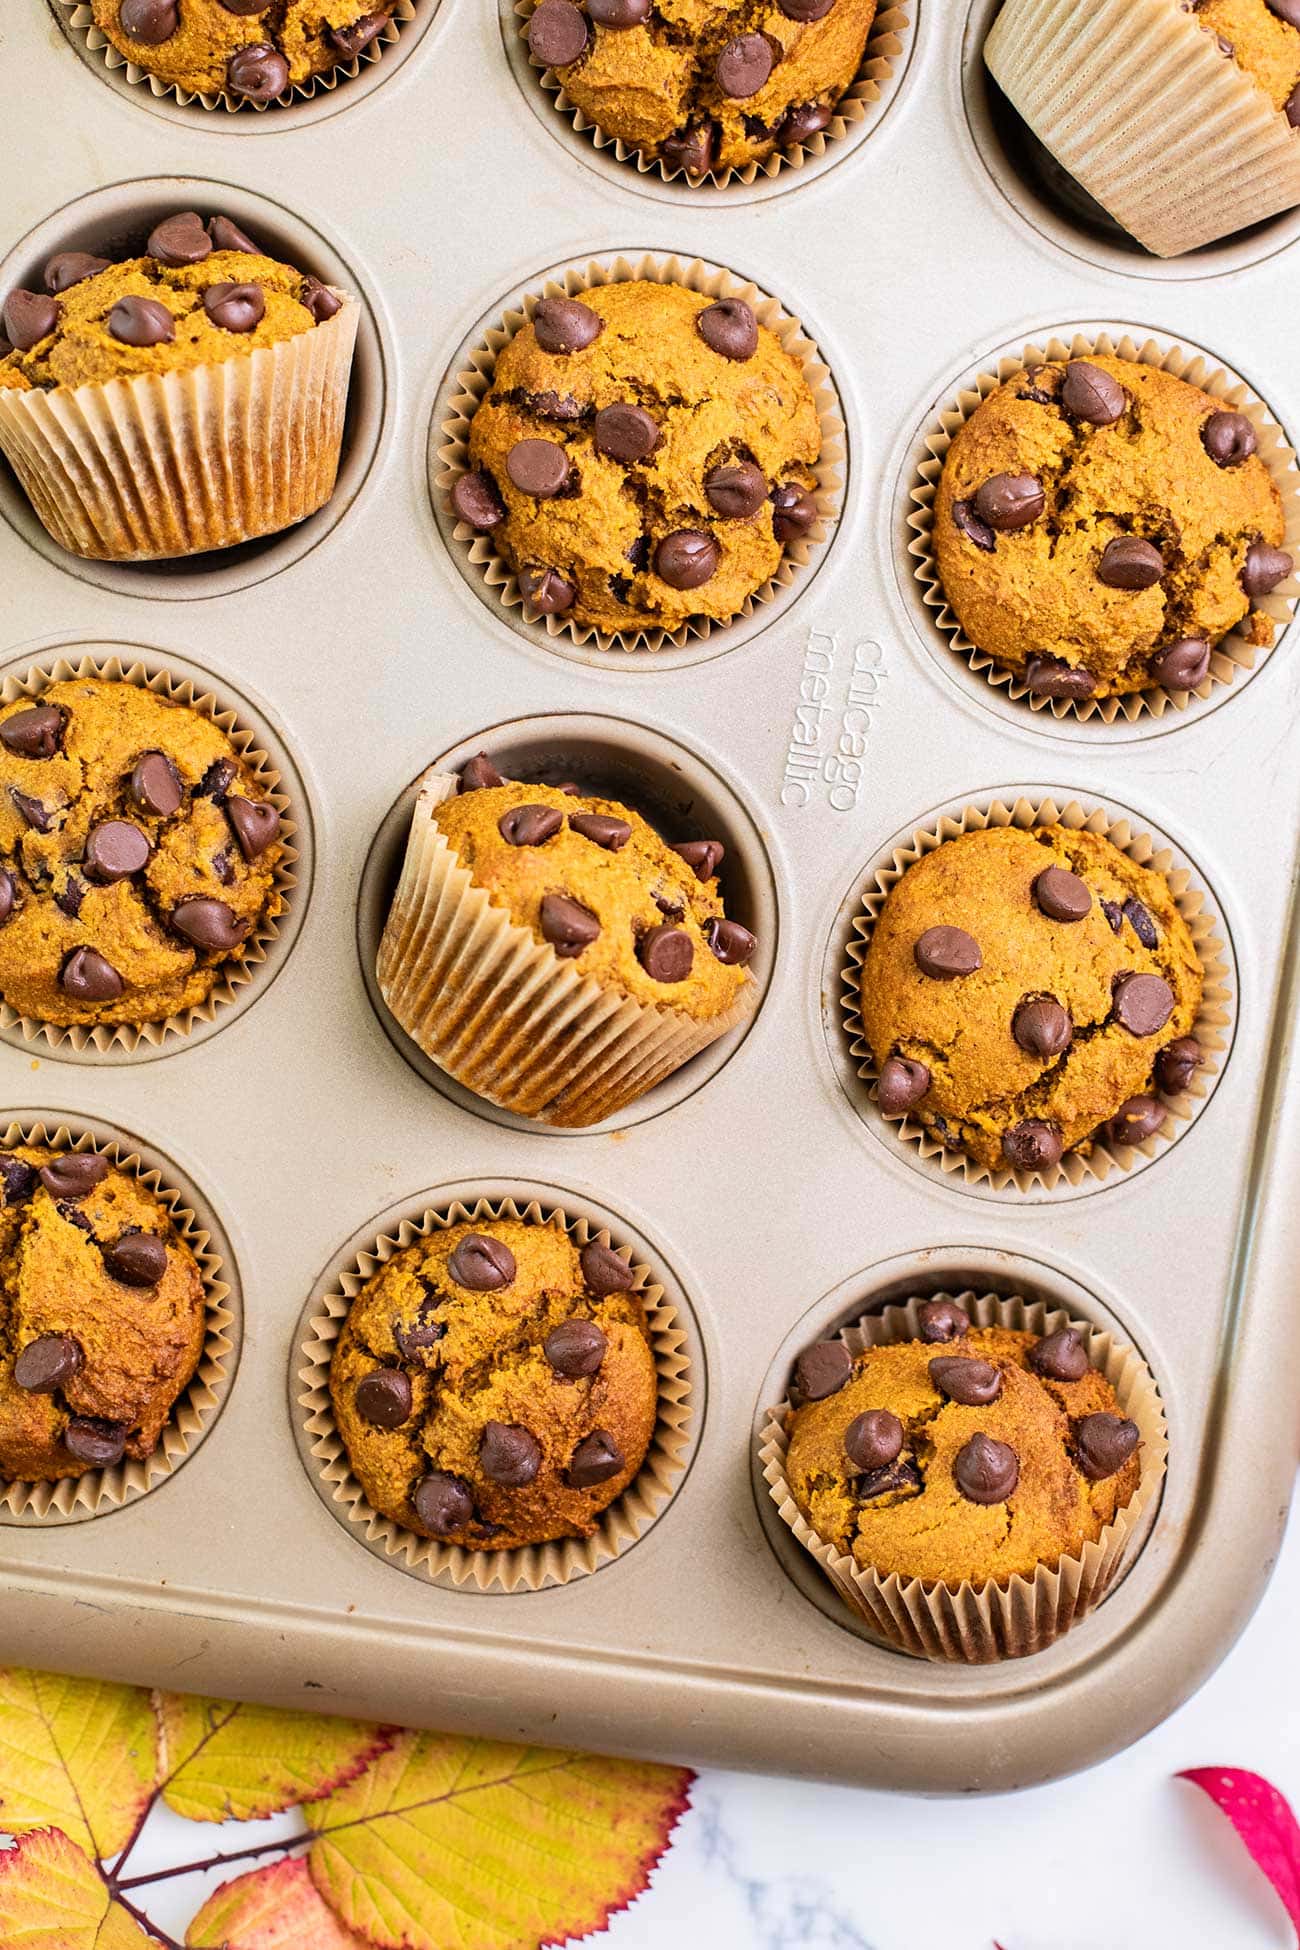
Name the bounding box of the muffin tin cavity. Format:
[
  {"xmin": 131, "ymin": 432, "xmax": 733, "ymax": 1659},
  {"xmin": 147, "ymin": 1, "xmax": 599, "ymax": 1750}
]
[
  {"xmin": 291, "ymin": 1179, "xmax": 702, "ymax": 1594},
  {"xmin": 357, "ymin": 714, "xmax": 778, "ymax": 1134},
  {"xmin": 0, "ymin": 178, "xmax": 389, "ymax": 599}
]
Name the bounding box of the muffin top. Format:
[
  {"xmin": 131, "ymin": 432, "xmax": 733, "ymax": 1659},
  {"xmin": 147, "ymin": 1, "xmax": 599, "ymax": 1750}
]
[
  {"xmin": 453, "ymin": 280, "xmax": 821, "ymax": 636},
  {"xmin": 934, "ymin": 355, "xmax": 1290, "ymax": 699},
  {"xmin": 526, "ymin": 0, "xmax": 878, "ymax": 175},
  {"xmin": 329, "ymin": 1217, "xmax": 660, "ymax": 1551},
  {"xmin": 91, "ymin": 1, "xmax": 394, "ymax": 103},
  {"xmin": 433, "ymin": 765, "xmax": 755, "ymax": 1020},
  {"xmin": 0, "ymin": 678, "xmax": 284, "ymax": 1030},
  {"xmin": 0, "ymin": 209, "xmax": 345, "ymax": 394},
  {"xmin": 784, "ymin": 1317, "xmax": 1142, "ymax": 1586},
  {"xmin": 0, "ymin": 1144, "xmax": 206, "ymax": 1483},
  {"xmin": 858, "ymin": 825, "xmax": 1205, "ymax": 1175},
  {"xmin": 1193, "ymin": 0, "xmax": 1300, "ymax": 122}
]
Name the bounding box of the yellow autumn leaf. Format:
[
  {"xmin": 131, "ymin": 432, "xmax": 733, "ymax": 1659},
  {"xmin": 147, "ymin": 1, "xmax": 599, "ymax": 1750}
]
[
  {"xmin": 308, "ymin": 1731, "xmax": 692, "ymax": 1950},
  {"xmin": 186, "ymin": 1857, "xmax": 368, "ymax": 1949},
  {"xmin": 0, "ymin": 1827, "xmax": 155, "ymax": 1949},
  {"xmin": 155, "ymin": 1694, "xmax": 393, "ymax": 1823},
  {"xmin": 0, "ymin": 1669, "xmax": 158, "ymax": 1859}
]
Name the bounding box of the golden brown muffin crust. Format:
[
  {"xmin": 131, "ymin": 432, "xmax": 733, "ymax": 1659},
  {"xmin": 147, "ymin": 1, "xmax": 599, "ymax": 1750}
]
[{"xmin": 91, "ymin": 1, "xmax": 395, "ymax": 99}]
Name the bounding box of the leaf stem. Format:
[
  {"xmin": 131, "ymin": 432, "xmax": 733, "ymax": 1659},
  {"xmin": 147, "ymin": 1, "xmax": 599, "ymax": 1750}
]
[
  {"xmin": 116, "ymin": 1830, "xmax": 315, "ymax": 1892},
  {"xmin": 113, "ymin": 1886, "xmax": 186, "ymax": 1949}
]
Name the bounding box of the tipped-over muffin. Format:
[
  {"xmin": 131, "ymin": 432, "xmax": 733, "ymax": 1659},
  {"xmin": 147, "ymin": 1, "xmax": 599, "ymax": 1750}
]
[{"xmin": 92, "ymin": 1, "xmax": 395, "ymax": 104}]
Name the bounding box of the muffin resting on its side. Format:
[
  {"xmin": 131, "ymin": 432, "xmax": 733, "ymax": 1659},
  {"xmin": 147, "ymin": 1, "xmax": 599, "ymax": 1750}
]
[
  {"xmin": 1192, "ymin": 0, "xmax": 1300, "ymax": 126},
  {"xmin": 0, "ymin": 1145, "xmax": 206, "ymax": 1482},
  {"xmin": 858, "ymin": 825, "xmax": 1204, "ymax": 1174},
  {"xmin": 934, "ymin": 355, "xmax": 1290, "ymax": 700},
  {"xmin": 92, "ymin": 1, "xmax": 395, "ymax": 104},
  {"xmin": 330, "ymin": 1217, "xmax": 659, "ymax": 1550}
]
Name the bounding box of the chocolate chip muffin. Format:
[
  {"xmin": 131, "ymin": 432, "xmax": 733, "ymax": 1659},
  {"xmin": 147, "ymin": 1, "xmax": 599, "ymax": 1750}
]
[
  {"xmin": 92, "ymin": 2, "xmax": 395, "ymax": 104},
  {"xmin": 330, "ymin": 1217, "xmax": 659, "ymax": 1551},
  {"xmin": 0, "ymin": 678, "xmax": 283, "ymax": 1030},
  {"xmin": 858, "ymin": 824, "xmax": 1205, "ymax": 1175},
  {"xmin": 526, "ymin": 0, "xmax": 878, "ymax": 176},
  {"xmin": 451, "ymin": 280, "xmax": 821, "ymax": 637},
  {"xmin": 785, "ymin": 1312, "xmax": 1142, "ymax": 1587},
  {"xmin": 934, "ymin": 355, "xmax": 1291, "ymax": 701},
  {"xmin": 1192, "ymin": 0, "xmax": 1300, "ymax": 127},
  {"xmin": 0, "ymin": 1144, "xmax": 206, "ymax": 1482}
]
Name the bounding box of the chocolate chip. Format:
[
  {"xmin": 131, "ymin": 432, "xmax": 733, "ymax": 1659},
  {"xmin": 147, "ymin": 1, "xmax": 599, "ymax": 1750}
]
[
  {"xmin": 1242, "ymin": 541, "xmax": 1293, "ymax": 599},
  {"xmin": 1061, "ymin": 360, "xmax": 1125, "ymax": 426},
  {"xmin": 662, "ymin": 122, "xmax": 718, "ymax": 175},
  {"xmin": 706, "ymin": 917, "xmax": 755, "ymax": 966},
  {"xmin": 59, "ymin": 947, "xmax": 124, "ymax": 1002},
  {"xmin": 227, "ymin": 43, "xmax": 291, "ymax": 97},
  {"xmin": 705, "ymin": 461, "xmax": 767, "ymax": 519},
  {"xmin": 566, "ymin": 1429, "xmax": 624, "ymax": 1487},
  {"xmin": 203, "ymin": 282, "xmax": 265, "ymax": 333},
  {"xmin": 0, "ymin": 1155, "xmax": 35, "ymax": 1205},
  {"xmin": 655, "ymin": 530, "xmax": 720, "ymax": 590},
  {"xmin": 1025, "ymin": 655, "xmax": 1097, "ymax": 698},
  {"xmin": 130, "ymin": 750, "xmax": 182, "ymax": 816},
  {"xmin": 208, "ymin": 214, "xmax": 262, "ymax": 254},
  {"xmin": 1012, "ymin": 994, "xmax": 1072, "ymax": 1059},
  {"xmin": 212, "ymin": 846, "xmax": 235, "ymax": 887},
  {"xmin": 327, "ymin": 10, "xmax": 390, "ymax": 54},
  {"xmin": 1098, "ymin": 536, "xmax": 1164, "ymax": 590},
  {"xmin": 520, "ymin": 564, "xmax": 578, "ymax": 613},
  {"xmin": 1002, "ymin": 1120, "xmax": 1063, "ymax": 1171},
  {"xmin": 527, "ymin": 0, "xmax": 589, "ymax": 62},
  {"xmin": 568, "ymin": 812, "xmax": 630, "ymax": 851},
  {"xmin": 64, "ymin": 1417, "xmax": 127, "ymax": 1468},
  {"xmin": 84, "ymin": 820, "xmax": 150, "ymax": 884},
  {"xmin": 14, "ymin": 1333, "xmax": 84, "ymax": 1393},
  {"xmin": 0, "ymin": 872, "xmax": 16, "ymax": 924},
  {"xmin": 638, "ymin": 923, "xmax": 693, "ymax": 982},
  {"xmin": 218, "ymin": 0, "xmax": 273, "ymax": 10},
  {"xmin": 171, "ymin": 897, "xmax": 250, "ymax": 953},
  {"xmin": 1288, "ymin": 81, "xmax": 1300, "ymax": 128},
  {"xmin": 1112, "ymin": 971, "xmax": 1174, "ymax": 1036},
  {"xmin": 1100, "ymin": 898, "xmax": 1123, "ymax": 934},
  {"xmin": 540, "ymin": 892, "xmax": 600, "ymax": 958},
  {"xmin": 225, "ymin": 796, "xmax": 279, "ymax": 861},
  {"xmin": 3, "ymin": 291, "xmax": 58, "ymax": 352},
  {"xmin": 779, "ymin": 99, "xmax": 833, "ymax": 143},
  {"xmin": 778, "ymin": 0, "xmax": 834, "ymax": 17},
  {"xmin": 119, "ymin": 0, "xmax": 179, "ymax": 41},
  {"xmin": 10, "ymin": 788, "xmax": 51, "ymax": 832},
  {"xmin": 580, "ymin": 1240, "xmax": 631, "ymax": 1295},
  {"xmin": 876, "ymin": 1054, "xmax": 930, "ymax": 1115},
  {"xmin": 451, "ymin": 470, "xmax": 505, "ymax": 530},
  {"xmin": 1147, "ymin": 636, "xmax": 1209, "ymax": 691},
  {"xmin": 952, "ymin": 499, "xmax": 996, "ymax": 552},
  {"xmin": 480, "ymin": 1420, "xmax": 542, "ymax": 1487},
  {"xmin": 592, "ymin": 402, "xmax": 659, "ymax": 465},
  {"xmin": 300, "ymin": 277, "xmax": 342, "ymax": 323},
  {"xmin": 1201, "ymin": 410, "xmax": 1257, "ymax": 468},
  {"xmin": 393, "ymin": 1299, "xmax": 444, "ymax": 1357},
  {"xmin": 844, "ymin": 1408, "xmax": 903, "ymax": 1472},
  {"xmin": 1273, "ymin": 3, "xmax": 1300, "ymax": 34},
  {"xmin": 917, "ymin": 1298, "xmax": 969, "ymax": 1343},
  {"xmin": 771, "ymin": 483, "xmax": 818, "ymax": 543},
  {"xmin": 1029, "ymin": 1327, "xmax": 1089, "ymax": 1382},
  {"xmin": 39, "ymin": 1154, "xmax": 108, "ymax": 1199},
  {"xmin": 103, "ymin": 1229, "xmax": 167, "ymax": 1287},
  {"xmin": 914, "ymin": 925, "xmax": 980, "ymax": 979},
  {"xmin": 108, "ymin": 295, "xmax": 175, "ymax": 349},
  {"xmin": 506, "ymin": 438, "xmax": 571, "ymax": 498},
  {"xmin": 1155, "ymin": 1036, "xmax": 1202, "ymax": 1094},
  {"xmin": 793, "ymin": 1339, "xmax": 852, "ymax": 1402},
  {"xmin": 498, "ymin": 803, "xmax": 563, "ymax": 847},
  {"xmin": 953, "ymin": 1432, "xmax": 1018, "ymax": 1504},
  {"xmin": 716, "ymin": 32, "xmax": 774, "ymax": 96},
  {"xmin": 0, "ymin": 704, "xmax": 64, "ymax": 758},
  {"xmin": 532, "ymin": 297, "xmax": 602, "ymax": 355},
  {"xmin": 448, "ymin": 1233, "xmax": 516, "ymax": 1291},
  {"xmin": 859, "ymin": 1456, "xmax": 924, "ymax": 1501},
  {"xmin": 973, "ymin": 472, "xmax": 1045, "ymax": 532},
  {"xmin": 929, "ymin": 1355, "xmax": 1002, "ymax": 1406},
  {"xmin": 696, "ymin": 298, "xmax": 758, "ymax": 362},
  {"xmin": 1121, "ymin": 897, "xmax": 1158, "ymax": 949},
  {"xmin": 1034, "ymin": 865, "xmax": 1091, "ymax": 922},
  {"xmin": 671, "ymin": 839, "xmax": 724, "ymax": 880},
  {"xmin": 1105, "ymin": 1095, "xmax": 1166, "ymax": 1147},
  {"xmin": 1074, "ymin": 1411, "xmax": 1139, "ymax": 1482},
  {"xmin": 589, "ymin": 0, "xmax": 652, "ymax": 20},
  {"xmin": 353, "ymin": 1368, "xmax": 412, "ymax": 1429},
  {"xmin": 147, "ymin": 211, "xmax": 212, "ymax": 267},
  {"xmin": 411, "ymin": 1471, "xmax": 473, "ymax": 1534},
  {"xmin": 460, "ymin": 753, "xmax": 506, "ymax": 791},
  {"xmin": 43, "ymin": 253, "xmax": 111, "ymax": 296},
  {"xmin": 544, "ymin": 1318, "xmax": 608, "ymax": 1378}
]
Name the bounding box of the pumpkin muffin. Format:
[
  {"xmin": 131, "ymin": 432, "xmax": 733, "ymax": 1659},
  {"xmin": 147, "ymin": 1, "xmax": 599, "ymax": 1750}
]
[
  {"xmin": 858, "ymin": 824, "xmax": 1205, "ymax": 1174},
  {"xmin": 784, "ymin": 1318, "xmax": 1142, "ymax": 1587},
  {"xmin": 934, "ymin": 355, "xmax": 1291, "ymax": 700},
  {"xmin": 330, "ymin": 1217, "xmax": 659, "ymax": 1550},
  {"xmin": 91, "ymin": 2, "xmax": 395, "ymax": 104},
  {"xmin": 450, "ymin": 279, "xmax": 822, "ymax": 636},
  {"xmin": 525, "ymin": 0, "xmax": 878, "ymax": 176},
  {"xmin": 1193, "ymin": 0, "xmax": 1300, "ymax": 123},
  {"xmin": 0, "ymin": 1144, "xmax": 206, "ymax": 1482},
  {"xmin": 0, "ymin": 678, "xmax": 283, "ymax": 1030}
]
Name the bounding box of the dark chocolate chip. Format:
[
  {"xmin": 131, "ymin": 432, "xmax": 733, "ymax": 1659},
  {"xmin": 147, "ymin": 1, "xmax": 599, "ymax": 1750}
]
[
  {"xmin": 480, "ymin": 1420, "xmax": 542, "ymax": 1487},
  {"xmin": 953, "ymin": 1432, "xmax": 1018, "ymax": 1504},
  {"xmin": 327, "ymin": 10, "xmax": 390, "ymax": 54},
  {"xmin": 218, "ymin": 0, "xmax": 274, "ymax": 10},
  {"xmin": 393, "ymin": 1301, "xmax": 444, "ymax": 1358},
  {"xmin": 147, "ymin": 211, "xmax": 212, "ymax": 267},
  {"xmin": 103, "ymin": 1229, "xmax": 167, "ymax": 1287},
  {"xmin": 448, "ymin": 1233, "xmax": 516, "ymax": 1291},
  {"xmin": 1002, "ymin": 1120, "xmax": 1063, "ymax": 1171},
  {"xmin": 498, "ymin": 803, "xmax": 563, "ymax": 847},
  {"xmin": 706, "ymin": 917, "xmax": 755, "ymax": 966},
  {"xmin": 705, "ymin": 461, "xmax": 767, "ymax": 519},
  {"xmin": 1074, "ymin": 1412, "xmax": 1139, "ymax": 1482},
  {"xmin": 459, "ymin": 752, "xmax": 506, "ymax": 791},
  {"xmin": 527, "ymin": 0, "xmax": 589, "ymax": 62},
  {"xmin": 637, "ymin": 923, "xmax": 693, "ymax": 982},
  {"xmin": 532, "ymin": 297, "xmax": 603, "ymax": 355},
  {"xmin": 1152, "ymin": 637, "xmax": 1211, "ymax": 690},
  {"xmin": 0, "ymin": 1155, "xmax": 35, "ymax": 1204},
  {"xmin": 203, "ymin": 282, "xmax": 266, "ymax": 333},
  {"xmin": 84, "ymin": 820, "xmax": 150, "ymax": 884},
  {"xmin": 696, "ymin": 298, "xmax": 758, "ymax": 362},
  {"xmin": 914, "ymin": 925, "xmax": 981, "ymax": 979},
  {"xmin": 299, "ymin": 277, "xmax": 342, "ymax": 323},
  {"xmin": 793, "ymin": 1339, "xmax": 852, "ymax": 1402},
  {"xmin": 876, "ymin": 1054, "xmax": 930, "ymax": 1116},
  {"xmin": 952, "ymin": 499, "xmax": 996, "ymax": 552},
  {"xmin": 778, "ymin": 0, "xmax": 834, "ymax": 18},
  {"xmin": 119, "ymin": 0, "xmax": 179, "ymax": 41},
  {"xmin": 655, "ymin": 530, "xmax": 720, "ymax": 589},
  {"xmin": 1025, "ymin": 655, "xmax": 1097, "ymax": 698},
  {"xmin": 39, "ymin": 1153, "xmax": 108, "ymax": 1199},
  {"xmin": 43, "ymin": 253, "xmax": 111, "ymax": 296},
  {"xmin": 170, "ymin": 897, "xmax": 250, "ymax": 953},
  {"xmin": 1275, "ymin": 2, "xmax": 1300, "ymax": 34},
  {"xmin": 1288, "ymin": 80, "xmax": 1300, "ymax": 128},
  {"xmin": 568, "ymin": 812, "xmax": 631, "ymax": 850},
  {"xmin": 3, "ymin": 291, "xmax": 58, "ymax": 353},
  {"xmin": 0, "ymin": 871, "xmax": 16, "ymax": 925},
  {"xmin": 716, "ymin": 32, "xmax": 774, "ymax": 96},
  {"xmin": 588, "ymin": 0, "xmax": 652, "ymax": 21},
  {"xmin": 580, "ymin": 1240, "xmax": 631, "ymax": 1295},
  {"xmin": 544, "ymin": 1318, "xmax": 608, "ymax": 1378},
  {"xmin": 1012, "ymin": 994, "xmax": 1072, "ymax": 1058},
  {"xmin": 1155, "ymin": 1036, "xmax": 1202, "ymax": 1094},
  {"xmin": 64, "ymin": 1417, "xmax": 127, "ymax": 1468},
  {"xmin": 1034, "ymin": 865, "xmax": 1091, "ymax": 922},
  {"xmin": 1105, "ymin": 1095, "xmax": 1166, "ymax": 1147},
  {"xmin": 593, "ymin": 402, "xmax": 659, "ymax": 464},
  {"xmin": 917, "ymin": 1298, "xmax": 970, "ymax": 1343},
  {"xmin": 108, "ymin": 295, "xmax": 175, "ymax": 348},
  {"xmin": 1100, "ymin": 898, "xmax": 1124, "ymax": 934},
  {"xmin": 1097, "ymin": 536, "xmax": 1164, "ymax": 590},
  {"xmin": 131, "ymin": 750, "xmax": 182, "ymax": 816},
  {"xmin": 506, "ymin": 438, "xmax": 571, "ymax": 498},
  {"xmin": 1061, "ymin": 360, "xmax": 1125, "ymax": 426},
  {"xmin": 779, "ymin": 99, "xmax": 833, "ymax": 143},
  {"xmin": 355, "ymin": 1368, "xmax": 413, "ymax": 1428},
  {"xmin": 14, "ymin": 1333, "xmax": 84, "ymax": 1393},
  {"xmin": 973, "ymin": 472, "xmax": 1045, "ymax": 532},
  {"xmin": 929, "ymin": 1355, "xmax": 1002, "ymax": 1406},
  {"xmin": 411, "ymin": 1471, "xmax": 473, "ymax": 1534},
  {"xmin": 567, "ymin": 1429, "xmax": 624, "ymax": 1487},
  {"xmin": 1242, "ymin": 541, "xmax": 1293, "ymax": 599},
  {"xmin": 10, "ymin": 788, "xmax": 52, "ymax": 832},
  {"xmin": 770, "ymin": 483, "xmax": 818, "ymax": 542},
  {"xmin": 1029, "ymin": 1327, "xmax": 1089, "ymax": 1383},
  {"xmin": 519, "ymin": 566, "xmax": 577, "ymax": 613},
  {"xmin": 1121, "ymin": 896, "xmax": 1158, "ymax": 949},
  {"xmin": 59, "ymin": 947, "xmax": 124, "ymax": 1002},
  {"xmin": 212, "ymin": 846, "xmax": 235, "ymax": 887},
  {"xmin": 227, "ymin": 43, "xmax": 291, "ymax": 98},
  {"xmin": 1201, "ymin": 410, "xmax": 1257, "ymax": 467},
  {"xmin": 540, "ymin": 892, "xmax": 600, "ymax": 958},
  {"xmin": 451, "ymin": 470, "xmax": 505, "ymax": 530},
  {"xmin": 662, "ymin": 123, "xmax": 718, "ymax": 175},
  {"xmin": 226, "ymin": 796, "xmax": 279, "ymax": 861},
  {"xmin": 859, "ymin": 1456, "xmax": 924, "ymax": 1502},
  {"xmin": 0, "ymin": 704, "xmax": 64, "ymax": 759},
  {"xmin": 208, "ymin": 214, "xmax": 262, "ymax": 254},
  {"xmin": 671, "ymin": 839, "xmax": 724, "ymax": 880},
  {"xmin": 1112, "ymin": 971, "xmax": 1175, "ymax": 1036},
  {"xmin": 844, "ymin": 1408, "xmax": 903, "ymax": 1472}
]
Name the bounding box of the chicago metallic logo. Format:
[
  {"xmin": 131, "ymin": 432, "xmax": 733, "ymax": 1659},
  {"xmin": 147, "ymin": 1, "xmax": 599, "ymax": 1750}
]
[{"xmin": 779, "ymin": 629, "xmax": 888, "ymax": 811}]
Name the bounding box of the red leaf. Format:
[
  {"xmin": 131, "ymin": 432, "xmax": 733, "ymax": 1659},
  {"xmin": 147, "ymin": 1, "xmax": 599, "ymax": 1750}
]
[{"xmin": 1179, "ymin": 1768, "xmax": 1300, "ymax": 1938}]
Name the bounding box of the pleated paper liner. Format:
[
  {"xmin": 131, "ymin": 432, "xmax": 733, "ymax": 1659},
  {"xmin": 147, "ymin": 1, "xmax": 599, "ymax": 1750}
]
[
  {"xmin": 296, "ymin": 1195, "xmax": 691, "ymax": 1594},
  {"xmin": 908, "ymin": 330, "xmax": 1300, "ymax": 725},
  {"xmin": 0, "ymin": 1120, "xmax": 235, "ymax": 1526},
  {"xmin": 759, "ymin": 1289, "xmax": 1167, "ymax": 1662},
  {"xmin": 436, "ymin": 253, "xmax": 845, "ymax": 654},
  {"xmin": 839, "ymin": 794, "xmax": 1232, "ymax": 1193},
  {"xmin": 377, "ymin": 768, "xmax": 758, "ymax": 1126},
  {"xmin": 0, "ymin": 651, "xmax": 298, "ymax": 1057},
  {"xmin": 984, "ymin": 0, "xmax": 1300, "ymax": 258},
  {"xmin": 56, "ymin": 1, "xmax": 420, "ymax": 112},
  {"xmin": 0, "ymin": 299, "xmax": 359, "ymax": 561},
  {"xmin": 514, "ymin": 0, "xmax": 910, "ymax": 188}
]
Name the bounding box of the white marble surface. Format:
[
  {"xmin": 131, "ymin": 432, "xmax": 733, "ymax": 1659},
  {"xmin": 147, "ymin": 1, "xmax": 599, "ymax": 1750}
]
[{"xmin": 103, "ymin": 1490, "xmax": 1299, "ymax": 1950}]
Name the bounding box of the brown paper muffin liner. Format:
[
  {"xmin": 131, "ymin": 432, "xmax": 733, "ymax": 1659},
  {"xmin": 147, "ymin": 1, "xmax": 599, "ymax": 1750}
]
[
  {"xmin": 909, "ymin": 330, "xmax": 1300, "ymax": 726},
  {"xmin": 984, "ymin": 0, "xmax": 1300, "ymax": 258},
  {"xmin": 56, "ymin": 1, "xmax": 420, "ymax": 113},
  {"xmin": 377, "ymin": 768, "xmax": 758, "ymax": 1126},
  {"xmin": 0, "ymin": 301, "xmax": 358, "ymax": 561},
  {"xmin": 0, "ymin": 651, "xmax": 298, "ymax": 1056},
  {"xmin": 839, "ymin": 794, "xmax": 1232, "ymax": 1191},
  {"xmin": 759, "ymin": 1289, "xmax": 1167, "ymax": 1661},
  {"xmin": 514, "ymin": 0, "xmax": 909, "ymax": 189},
  {"xmin": 436, "ymin": 253, "xmax": 844, "ymax": 653},
  {"xmin": 296, "ymin": 1195, "xmax": 691, "ymax": 1594},
  {"xmin": 0, "ymin": 1120, "xmax": 234, "ymax": 1525}
]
